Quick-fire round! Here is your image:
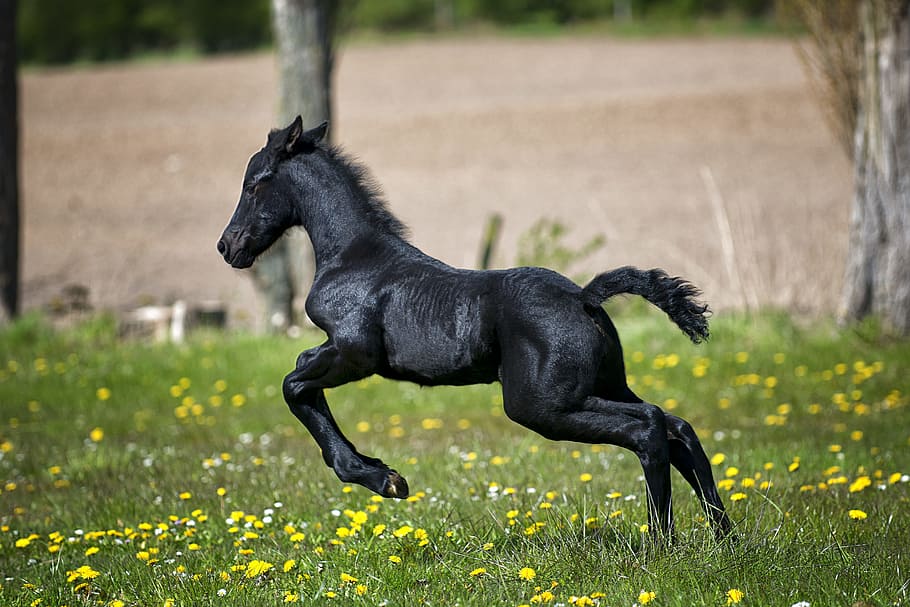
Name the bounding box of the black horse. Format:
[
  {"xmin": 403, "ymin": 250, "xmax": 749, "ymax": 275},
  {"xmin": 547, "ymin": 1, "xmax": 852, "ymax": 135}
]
[{"xmin": 218, "ymin": 117, "xmax": 731, "ymax": 539}]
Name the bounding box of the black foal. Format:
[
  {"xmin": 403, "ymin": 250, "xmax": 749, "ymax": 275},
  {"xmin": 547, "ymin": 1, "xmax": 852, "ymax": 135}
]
[{"xmin": 218, "ymin": 117, "xmax": 732, "ymax": 539}]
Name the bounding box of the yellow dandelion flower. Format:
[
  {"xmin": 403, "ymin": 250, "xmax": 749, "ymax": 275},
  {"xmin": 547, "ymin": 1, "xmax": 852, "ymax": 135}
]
[
  {"xmin": 283, "ymin": 559, "xmax": 296, "ymax": 572},
  {"xmin": 389, "ymin": 555, "xmax": 402, "ymax": 564},
  {"xmin": 730, "ymin": 492, "xmax": 747, "ymax": 502},
  {"xmin": 848, "ymin": 509, "xmax": 867, "ymax": 520},
  {"xmin": 89, "ymin": 427, "xmax": 104, "ymax": 442},
  {"xmin": 725, "ymin": 588, "xmax": 744, "ymax": 605},
  {"xmin": 245, "ymin": 560, "xmax": 273, "ymax": 578},
  {"xmin": 84, "ymin": 546, "xmax": 99, "ymax": 556},
  {"xmin": 849, "ymin": 476, "xmax": 872, "ymax": 493},
  {"xmin": 66, "ymin": 565, "xmax": 100, "ymax": 582},
  {"xmin": 284, "ymin": 592, "xmax": 299, "ymax": 603},
  {"xmin": 519, "ymin": 567, "xmax": 536, "ymax": 581},
  {"xmin": 638, "ymin": 590, "xmax": 657, "ymax": 604},
  {"xmin": 710, "ymin": 453, "xmax": 726, "ymax": 466},
  {"xmin": 393, "ymin": 524, "xmax": 413, "ymax": 538},
  {"xmin": 579, "ymin": 473, "xmax": 593, "ymax": 483},
  {"xmin": 340, "ymin": 572, "xmax": 358, "ymax": 583},
  {"xmin": 532, "ymin": 590, "xmax": 556, "ymax": 603},
  {"xmin": 469, "ymin": 567, "xmax": 487, "ymax": 577},
  {"xmin": 179, "ymin": 491, "xmax": 192, "ymax": 500},
  {"xmin": 96, "ymin": 387, "xmax": 111, "ymax": 401},
  {"xmin": 355, "ymin": 584, "xmax": 368, "ymax": 596}
]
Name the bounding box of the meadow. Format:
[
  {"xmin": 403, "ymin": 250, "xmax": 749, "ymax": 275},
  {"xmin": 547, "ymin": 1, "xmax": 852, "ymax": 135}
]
[{"xmin": 1, "ymin": 309, "xmax": 908, "ymax": 606}]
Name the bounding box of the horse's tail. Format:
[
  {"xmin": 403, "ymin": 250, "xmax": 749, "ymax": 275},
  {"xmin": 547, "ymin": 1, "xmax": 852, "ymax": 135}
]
[{"xmin": 581, "ymin": 266, "xmax": 710, "ymax": 343}]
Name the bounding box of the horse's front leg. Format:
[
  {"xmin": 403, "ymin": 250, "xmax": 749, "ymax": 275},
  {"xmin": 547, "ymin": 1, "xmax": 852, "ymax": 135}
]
[
  {"xmin": 282, "ymin": 344, "xmax": 409, "ymax": 498},
  {"xmin": 283, "ymin": 340, "xmax": 374, "ymax": 401}
]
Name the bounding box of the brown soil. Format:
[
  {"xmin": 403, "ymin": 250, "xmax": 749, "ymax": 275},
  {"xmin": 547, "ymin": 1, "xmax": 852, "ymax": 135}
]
[{"xmin": 20, "ymin": 35, "xmax": 852, "ymax": 325}]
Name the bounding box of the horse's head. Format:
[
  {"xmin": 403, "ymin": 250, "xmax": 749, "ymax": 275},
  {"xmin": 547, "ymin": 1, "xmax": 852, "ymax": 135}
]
[{"xmin": 217, "ymin": 116, "xmax": 328, "ymax": 269}]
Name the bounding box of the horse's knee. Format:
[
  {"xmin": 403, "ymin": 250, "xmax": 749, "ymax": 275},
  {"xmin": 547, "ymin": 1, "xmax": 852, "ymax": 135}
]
[
  {"xmin": 637, "ymin": 402, "xmax": 668, "ymax": 439},
  {"xmin": 283, "ymin": 371, "xmax": 308, "ymax": 405},
  {"xmin": 665, "ymin": 413, "xmax": 700, "ymax": 445},
  {"xmin": 635, "ymin": 403, "xmax": 671, "ymax": 462}
]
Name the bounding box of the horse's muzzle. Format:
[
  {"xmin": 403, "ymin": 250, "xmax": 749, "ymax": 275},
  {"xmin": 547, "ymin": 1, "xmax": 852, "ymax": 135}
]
[{"xmin": 217, "ymin": 232, "xmax": 254, "ymax": 269}]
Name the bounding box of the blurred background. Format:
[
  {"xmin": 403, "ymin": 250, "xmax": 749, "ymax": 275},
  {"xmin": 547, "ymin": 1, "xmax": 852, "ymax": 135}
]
[{"xmin": 5, "ymin": 1, "xmax": 870, "ymax": 331}]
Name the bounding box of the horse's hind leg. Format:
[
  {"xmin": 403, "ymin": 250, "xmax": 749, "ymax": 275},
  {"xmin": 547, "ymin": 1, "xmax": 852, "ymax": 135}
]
[
  {"xmin": 664, "ymin": 414, "xmax": 732, "ymax": 537},
  {"xmin": 613, "ymin": 388, "xmax": 732, "ymax": 538},
  {"xmin": 502, "ymin": 382, "xmax": 675, "ymax": 538},
  {"xmin": 282, "ymin": 386, "xmax": 409, "ymax": 498}
]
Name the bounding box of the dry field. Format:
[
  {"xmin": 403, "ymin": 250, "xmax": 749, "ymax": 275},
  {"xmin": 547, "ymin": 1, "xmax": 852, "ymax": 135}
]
[{"xmin": 20, "ymin": 35, "xmax": 852, "ymax": 325}]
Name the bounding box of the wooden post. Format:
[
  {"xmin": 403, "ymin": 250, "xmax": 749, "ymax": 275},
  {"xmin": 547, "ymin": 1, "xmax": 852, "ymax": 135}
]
[{"xmin": 0, "ymin": 0, "xmax": 19, "ymax": 323}]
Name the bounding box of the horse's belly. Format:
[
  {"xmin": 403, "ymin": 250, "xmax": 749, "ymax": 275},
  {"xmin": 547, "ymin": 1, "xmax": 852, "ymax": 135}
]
[{"xmin": 382, "ymin": 323, "xmax": 498, "ymax": 386}]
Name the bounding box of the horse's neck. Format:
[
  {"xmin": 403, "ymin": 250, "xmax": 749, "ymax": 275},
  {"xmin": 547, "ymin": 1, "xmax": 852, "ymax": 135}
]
[
  {"xmin": 293, "ymin": 151, "xmax": 408, "ymax": 270},
  {"xmin": 299, "ymin": 189, "xmax": 397, "ymax": 269}
]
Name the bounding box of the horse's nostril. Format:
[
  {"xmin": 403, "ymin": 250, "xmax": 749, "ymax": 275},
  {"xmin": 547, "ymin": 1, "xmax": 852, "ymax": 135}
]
[{"xmin": 217, "ymin": 239, "xmax": 227, "ymax": 255}]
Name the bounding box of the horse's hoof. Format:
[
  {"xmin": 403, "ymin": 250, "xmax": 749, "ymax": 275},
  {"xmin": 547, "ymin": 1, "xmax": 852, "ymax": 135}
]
[{"xmin": 381, "ymin": 470, "xmax": 409, "ymax": 499}]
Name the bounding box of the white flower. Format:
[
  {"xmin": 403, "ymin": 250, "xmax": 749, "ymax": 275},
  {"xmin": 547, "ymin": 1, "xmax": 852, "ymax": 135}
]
[{"xmin": 790, "ymin": 602, "xmax": 810, "ymax": 607}]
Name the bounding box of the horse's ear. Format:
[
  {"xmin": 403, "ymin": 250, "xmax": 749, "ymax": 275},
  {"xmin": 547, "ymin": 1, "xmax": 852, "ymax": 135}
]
[
  {"xmin": 304, "ymin": 121, "xmax": 329, "ymax": 144},
  {"xmin": 283, "ymin": 115, "xmax": 305, "ymax": 155},
  {"xmin": 283, "ymin": 117, "xmax": 329, "ymax": 156}
]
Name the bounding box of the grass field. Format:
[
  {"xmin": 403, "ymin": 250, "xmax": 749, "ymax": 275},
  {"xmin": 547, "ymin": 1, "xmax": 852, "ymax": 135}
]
[{"xmin": 1, "ymin": 310, "xmax": 908, "ymax": 606}]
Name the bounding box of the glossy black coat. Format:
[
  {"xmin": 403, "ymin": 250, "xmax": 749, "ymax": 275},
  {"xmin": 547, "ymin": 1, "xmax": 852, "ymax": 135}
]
[{"xmin": 218, "ymin": 117, "xmax": 731, "ymax": 539}]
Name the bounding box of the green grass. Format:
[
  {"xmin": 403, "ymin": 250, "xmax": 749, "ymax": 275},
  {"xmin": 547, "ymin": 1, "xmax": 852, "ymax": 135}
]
[{"xmin": 1, "ymin": 310, "xmax": 908, "ymax": 606}]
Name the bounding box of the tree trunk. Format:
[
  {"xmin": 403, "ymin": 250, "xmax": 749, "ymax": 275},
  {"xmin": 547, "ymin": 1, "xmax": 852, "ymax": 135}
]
[
  {"xmin": 254, "ymin": 0, "xmax": 337, "ymax": 332},
  {"xmin": 0, "ymin": 0, "xmax": 19, "ymax": 324},
  {"xmin": 841, "ymin": 0, "xmax": 910, "ymax": 335}
]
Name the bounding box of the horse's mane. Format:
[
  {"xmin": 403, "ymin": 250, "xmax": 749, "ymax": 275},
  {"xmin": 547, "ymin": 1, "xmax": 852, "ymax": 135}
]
[{"xmin": 324, "ymin": 145, "xmax": 411, "ymax": 242}]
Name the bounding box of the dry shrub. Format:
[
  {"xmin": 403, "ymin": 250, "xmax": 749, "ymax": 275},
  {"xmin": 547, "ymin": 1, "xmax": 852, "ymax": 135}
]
[{"xmin": 785, "ymin": 0, "xmax": 861, "ymax": 159}]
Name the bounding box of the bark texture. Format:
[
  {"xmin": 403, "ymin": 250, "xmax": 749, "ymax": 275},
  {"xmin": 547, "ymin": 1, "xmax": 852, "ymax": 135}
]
[
  {"xmin": 841, "ymin": 0, "xmax": 910, "ymax": 335},
  {"xmin": 0, "ymin": 0, "xmax": 19, "ymax": 323},
  {"xmin": 253, "ymin": 0, "xmax": 336, "ymax": 331}
]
